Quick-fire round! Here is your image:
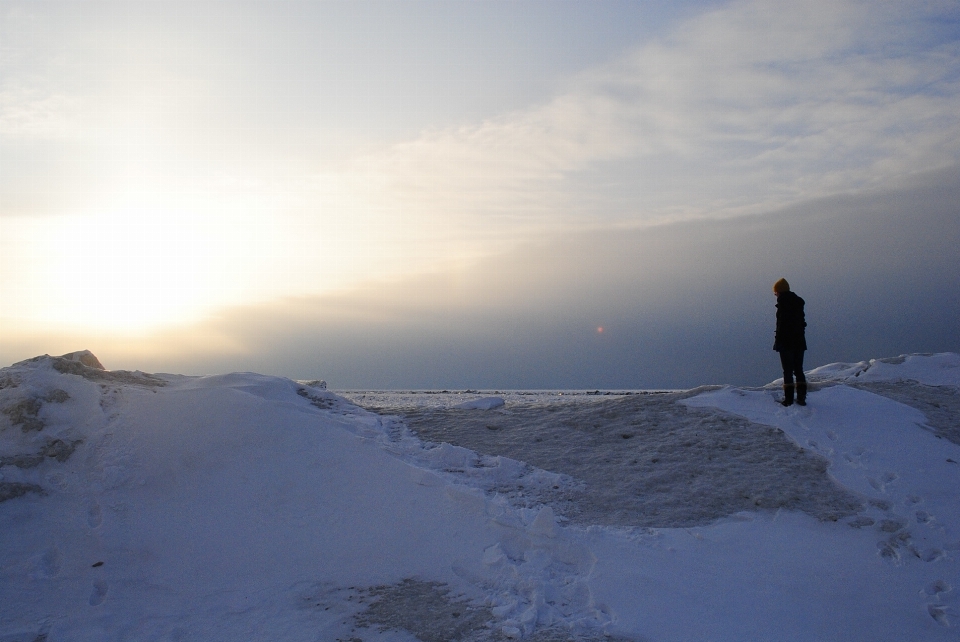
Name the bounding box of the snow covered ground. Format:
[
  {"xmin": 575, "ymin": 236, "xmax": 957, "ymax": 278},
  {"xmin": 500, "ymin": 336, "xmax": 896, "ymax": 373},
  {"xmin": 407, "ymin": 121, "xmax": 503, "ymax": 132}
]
[{"xmin": 1, "ymin": 352, "xmax": 958, "ymax": 641}]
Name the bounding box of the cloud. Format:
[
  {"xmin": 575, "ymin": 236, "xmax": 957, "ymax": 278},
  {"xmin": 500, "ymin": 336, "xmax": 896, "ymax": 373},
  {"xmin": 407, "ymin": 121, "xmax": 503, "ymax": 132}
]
[
  {"xmin": 5, "ymin": 0, "xmax": 959, "ymax": 234},
  {"xmin": 346, "ymin": 0, "xmax": 960, "ymax": 241},
  {"xmin": 2, "ymin": 0, "xmax": 958, "ymax": 338}
]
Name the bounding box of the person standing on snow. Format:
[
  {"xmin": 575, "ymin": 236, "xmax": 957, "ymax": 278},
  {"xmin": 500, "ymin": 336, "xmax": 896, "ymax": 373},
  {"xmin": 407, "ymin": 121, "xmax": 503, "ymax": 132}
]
[{"xmin": 773, "ymin": 278, "xmax": 807, "ymax": 406}]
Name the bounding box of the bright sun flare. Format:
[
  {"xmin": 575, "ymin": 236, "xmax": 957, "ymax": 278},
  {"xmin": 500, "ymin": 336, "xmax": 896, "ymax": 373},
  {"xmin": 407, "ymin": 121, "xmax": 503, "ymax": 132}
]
[
  {"xmin": 1, "ymin": 186, "xmax": 415, "ymax": 335},
  {"xmin": 21, "ymin": 203, "xmax": 242, "ymax": 333}
]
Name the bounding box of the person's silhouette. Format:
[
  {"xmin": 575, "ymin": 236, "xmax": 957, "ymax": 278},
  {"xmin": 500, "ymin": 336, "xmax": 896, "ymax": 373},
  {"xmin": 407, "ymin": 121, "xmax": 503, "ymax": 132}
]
[{"xmin": 773, "ymin": 278, "xmax": 807, "ymax": 406}]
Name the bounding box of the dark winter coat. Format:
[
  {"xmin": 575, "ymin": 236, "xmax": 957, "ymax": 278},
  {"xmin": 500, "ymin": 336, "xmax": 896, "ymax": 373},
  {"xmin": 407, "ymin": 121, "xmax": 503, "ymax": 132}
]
[{"xmin": 774, "ymin": 291, "xmax": 807, "ymax": 352}]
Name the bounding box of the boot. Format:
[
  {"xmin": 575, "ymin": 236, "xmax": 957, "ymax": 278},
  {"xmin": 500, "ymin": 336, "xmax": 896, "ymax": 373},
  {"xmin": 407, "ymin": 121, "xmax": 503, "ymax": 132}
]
[
  {"xmin": 796, "ymin": 382, "xmax": 807, "ymax": 406},
  {"xmin": 781, "ymin": 384, "xmax": 794, "ymax": 407}
]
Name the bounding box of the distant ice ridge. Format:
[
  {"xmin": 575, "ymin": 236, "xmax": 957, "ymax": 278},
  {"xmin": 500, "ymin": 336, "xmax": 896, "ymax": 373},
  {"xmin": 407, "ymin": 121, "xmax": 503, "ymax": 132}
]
[
  {"xmin": 1, "ymin": 351, "xmax": 958, "ymax": 641},
  {"xmin": 455, "ymin": 396, "xmax": 505, "ymax": 410},
  {"xmin": 806, "ymin": 352, "xmax": 960, "ymax": 387}
]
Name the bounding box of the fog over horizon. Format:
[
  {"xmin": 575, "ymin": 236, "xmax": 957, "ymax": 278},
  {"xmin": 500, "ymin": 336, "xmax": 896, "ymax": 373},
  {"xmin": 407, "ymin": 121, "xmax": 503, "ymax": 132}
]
[
  {"xmin": 149, "ymin": 165, "xmax": 960, "ymax": 389},
  {"xmin": 6, "ymin": 164, "xmax": 957, "ymax": 390}
]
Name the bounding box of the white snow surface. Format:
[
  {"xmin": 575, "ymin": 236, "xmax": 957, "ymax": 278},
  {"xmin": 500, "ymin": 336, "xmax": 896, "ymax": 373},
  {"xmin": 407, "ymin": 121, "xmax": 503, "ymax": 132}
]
[
  {"xmin": 805, "ymin": 352, "xmax": 960, "ymax": 387},
  {"xmin": 1, "ymin": 353, "xmax": 959, "ymax": 641},
  {"xmin": 455, "ymin": 397, "xmax": 506, "ymax": 410}
]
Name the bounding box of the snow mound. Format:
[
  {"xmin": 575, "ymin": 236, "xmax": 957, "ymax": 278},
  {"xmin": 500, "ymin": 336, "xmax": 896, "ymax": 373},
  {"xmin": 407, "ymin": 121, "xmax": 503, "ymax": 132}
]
[
  {"xmin": 807, "ymin": 352, "xmax": 960, "ymax": 387},
  {"xmin": 455, "ymin": 396, "xmax": 505, "ymax": 410},
  {"xmin": 57, "ymin": 350, "xmax": 105, "ymax": 370},
  {"xmin": 0, "ymin": 355, "xmax": 606, "ymax": 640}
]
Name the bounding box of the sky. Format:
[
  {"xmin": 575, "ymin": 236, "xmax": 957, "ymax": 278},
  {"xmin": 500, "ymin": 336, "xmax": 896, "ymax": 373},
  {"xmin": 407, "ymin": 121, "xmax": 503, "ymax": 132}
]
[{"xmin": 1, "ymin": 0, "xmax": 959, "ymax": 388}]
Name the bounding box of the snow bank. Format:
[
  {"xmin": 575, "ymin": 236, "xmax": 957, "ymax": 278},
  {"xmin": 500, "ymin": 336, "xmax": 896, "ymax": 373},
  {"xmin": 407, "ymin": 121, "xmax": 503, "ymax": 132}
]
[
  {"xmin": 2, "ymin": 352, "xmax": 958, "ymax": 641},
  {"xmin": 807, "ymin": 352, "xmax": 960, "ymax": 387},
  {"xmin": 0, "ymin": 355, "xmax": 604, "ymax": 640},
  {"xmin": 681, "ymin": 356, "xmax": 960, "ymax": 640}
]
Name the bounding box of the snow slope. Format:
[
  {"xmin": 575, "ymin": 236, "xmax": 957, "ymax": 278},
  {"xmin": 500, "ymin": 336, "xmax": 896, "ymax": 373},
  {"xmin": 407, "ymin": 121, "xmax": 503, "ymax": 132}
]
[
  {"xmin": 805, "ymin": 352, "xmax": 960, "ymax": 387},
  {"xmin": 1, "ymin": 352, "xmax": 959, "ymax": 641}
]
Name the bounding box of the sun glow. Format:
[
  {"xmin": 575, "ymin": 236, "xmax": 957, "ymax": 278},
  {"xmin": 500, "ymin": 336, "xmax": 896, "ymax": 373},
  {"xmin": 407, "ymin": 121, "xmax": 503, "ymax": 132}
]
[
  {"xmin": 0, "ymin": 177, "xmax": 479, "ymax": 336},
  {"xmin": 4, "ymin": 199, "xmax": 261, "ymax": 333}
]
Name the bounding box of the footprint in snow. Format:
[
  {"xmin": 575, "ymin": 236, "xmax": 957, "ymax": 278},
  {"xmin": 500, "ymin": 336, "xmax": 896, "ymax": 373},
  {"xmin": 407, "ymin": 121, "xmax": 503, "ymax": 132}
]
[
  {"xmin": 847, "ymin": 516, "xmax": 875, "ymax": 529},
  {"xmin": 878, "ymin": 518, "xmax": 907, "ymax": 533},
  {"xmin": 33, "ymin": 547, "xmax": 61, "ymax": 579},
  {"xmin": 921, "ymin": 549, "xmax": 945, "ymax": 562},
  {"xmin": 928, "ymin": 604, "xmax": 950, "ymax": 627},
  {"xmin": 87, "ymin": 502, "xmax": 102, "ymax": 528},
  {"xmin": 89, "ymin": 580, "xmax": 108, "ymax": 606},
  {"xmin": 925, "ymin": 579, "xmax": 952, "ymax": 596}
]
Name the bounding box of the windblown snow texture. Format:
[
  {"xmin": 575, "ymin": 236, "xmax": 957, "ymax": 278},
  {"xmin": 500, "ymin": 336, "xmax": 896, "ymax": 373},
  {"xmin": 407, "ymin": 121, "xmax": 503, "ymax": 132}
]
[{"xmin": 368, "ymin": 390, "xmax": 863, "ymax": 528}]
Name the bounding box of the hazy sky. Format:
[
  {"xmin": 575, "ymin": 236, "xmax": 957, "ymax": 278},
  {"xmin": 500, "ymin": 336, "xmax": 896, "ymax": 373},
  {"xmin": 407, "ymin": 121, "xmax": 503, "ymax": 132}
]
[{"xmin": 2, "ymin": 0, "xmax": 959, "ymax": 387}]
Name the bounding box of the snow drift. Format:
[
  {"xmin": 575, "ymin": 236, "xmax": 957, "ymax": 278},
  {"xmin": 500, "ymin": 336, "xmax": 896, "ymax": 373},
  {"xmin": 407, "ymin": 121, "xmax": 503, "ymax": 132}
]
[{"xmin": 1, "ymin": 352, "xmax": 959, "ymax": 641}]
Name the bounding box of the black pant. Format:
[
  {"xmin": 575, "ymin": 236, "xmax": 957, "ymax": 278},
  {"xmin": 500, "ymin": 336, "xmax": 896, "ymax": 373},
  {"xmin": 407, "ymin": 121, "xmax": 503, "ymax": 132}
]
[{"xmin": 778, "ymin": 349, "xmax": 806, "ymax": 387}]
